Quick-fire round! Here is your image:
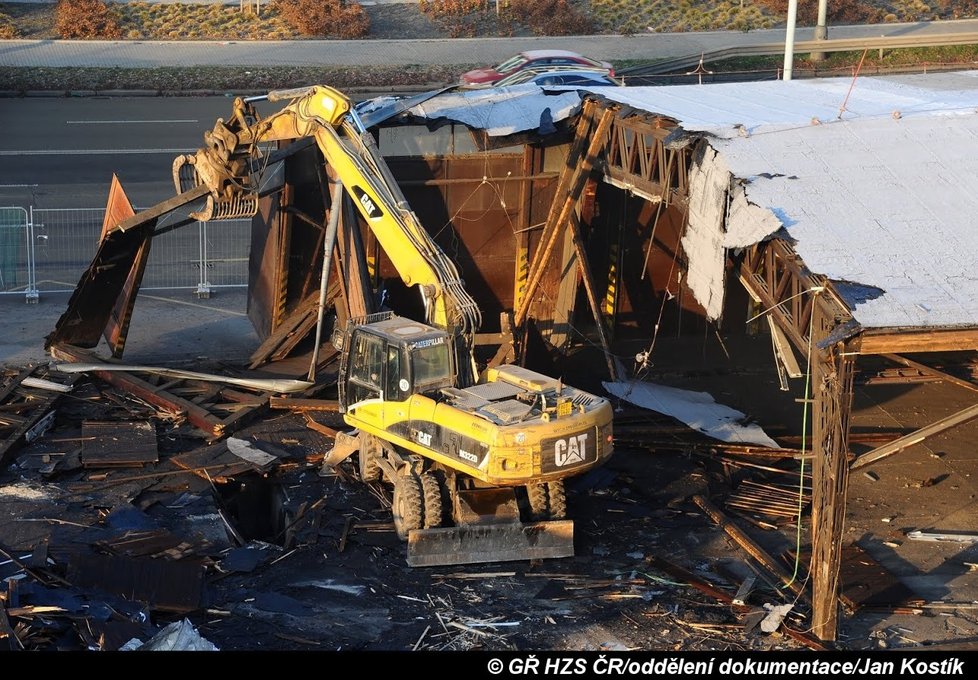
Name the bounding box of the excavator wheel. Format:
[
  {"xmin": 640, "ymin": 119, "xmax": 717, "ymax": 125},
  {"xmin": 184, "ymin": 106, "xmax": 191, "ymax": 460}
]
[
  {"xmin": 358, "ymin": 433, "xmax": 383, "ymax": 483},
  {"xmin": 420, "ymin": 472, "xmax": 446, "ymax": 529},
  {"xmin": 526, "ymin": 482, "xmax": 549, "ymax": 521},
  {"xmin": 546, "ymin": 481, "xmax": 567, "ymax": 520},
  {"xmin": 392, "ymin": 473, "xmax": 425, "ymax": 540}
]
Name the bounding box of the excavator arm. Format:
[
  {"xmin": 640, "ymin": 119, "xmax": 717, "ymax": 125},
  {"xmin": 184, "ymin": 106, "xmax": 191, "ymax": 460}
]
[{"xmin": 173, "ymin": 85, "xmax": 481, "ymax": 385}]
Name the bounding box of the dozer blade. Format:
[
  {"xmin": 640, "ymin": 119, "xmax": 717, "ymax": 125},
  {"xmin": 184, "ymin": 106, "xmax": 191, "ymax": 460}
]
[{"xmin": 406, "ymin": 520, "xmax": 574, "ymax": 568}]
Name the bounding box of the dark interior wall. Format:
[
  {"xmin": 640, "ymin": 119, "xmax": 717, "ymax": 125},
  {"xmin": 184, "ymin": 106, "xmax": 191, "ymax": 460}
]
[
  {"xmin": 247, "ymin": 136, "xmax": 751, "ymax": 354},
  {"xmin": 582, "ymin": 180, "xmax": 750, "ymax": 344},
  {"xmin": 283, "ymin": 145, "xmax": 328, "ymax": 310},
  {"xmin": 380, "ymin": 153, "xmax": 556, "ymax": 333}
]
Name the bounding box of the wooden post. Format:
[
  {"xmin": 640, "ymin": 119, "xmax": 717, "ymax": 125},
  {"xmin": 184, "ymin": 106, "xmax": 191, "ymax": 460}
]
[
  {"xmin": 810, "ymin": 329, "xmax": 855, "ymax": 641},
  {"xmin": 569, "ymin": 211, "xmax": 619, "ymax": 381},
  {"xmin": 514, "ymin": 101, "xmax": 615, "ymax": 327}
]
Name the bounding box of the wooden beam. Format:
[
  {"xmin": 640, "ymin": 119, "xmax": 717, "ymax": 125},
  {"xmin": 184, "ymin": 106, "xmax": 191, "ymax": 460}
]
[
  {"xmin": 105, "ymin": 185, "xmax": 208, "ymax": 236},
  {"xmin": 851, "ymin": 401, "xmax": 978, "ymax": 470},
  {"xmin": 645, "ymin": 555, "xmax": 738, "ymax": 606},
  {"xmin": 855, "ymin": 328, "xmax": 978, "ymax": 355},
  {"xmin": 883, "ymin": 354, "xmax": 978, "ymax": 393},
  {"xmin": 692, "ymin": 495, "xmax": 807, "ymax": 601},
  {"xmin": 514, "ymin": 102, "xmax": 615, "ymax": 327}
]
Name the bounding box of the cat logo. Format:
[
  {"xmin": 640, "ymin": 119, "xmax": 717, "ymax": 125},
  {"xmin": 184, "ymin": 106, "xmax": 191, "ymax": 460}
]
[
  {"xmin": 554, "ymin": 433, "xmax": 588, "ymax": 467},
  {"xmin": 352, "ymin": 187, "xmax": 383, "ymax": 219},
  {"xmin": 416, "ymin": 431, "xmax": 432, "ymax": 447}
]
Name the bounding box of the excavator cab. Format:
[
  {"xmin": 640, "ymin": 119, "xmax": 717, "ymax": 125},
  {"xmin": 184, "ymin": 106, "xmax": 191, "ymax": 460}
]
[{"xmin": 335, "ymin": 312, "xmax": 454, "ymax": 413}]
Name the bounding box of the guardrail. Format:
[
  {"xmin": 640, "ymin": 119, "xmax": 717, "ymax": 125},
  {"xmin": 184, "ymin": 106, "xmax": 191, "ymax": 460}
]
[{"xmin": 617, "ymin": 30, "xmax": 978, "ymax": 77}]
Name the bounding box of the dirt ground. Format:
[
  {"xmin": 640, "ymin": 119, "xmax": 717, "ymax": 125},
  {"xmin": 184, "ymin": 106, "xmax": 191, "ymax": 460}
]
[{"xmin": 4, "ymin": 288, "xmax": 978, "ymax": 651}]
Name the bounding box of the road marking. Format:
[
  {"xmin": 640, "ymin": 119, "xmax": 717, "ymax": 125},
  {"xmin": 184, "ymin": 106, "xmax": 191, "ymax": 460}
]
[
  {"xmin": 140, "ymin": 293, "xmax": 249, "ymax": 316},
  {"xmin": 0, "ymin": 184, "xmax": 39, "ymax": 188},
  {"xmin": 66, "ymin": 119, "xmax": 199, "ymax": 124},
  {"xmin": 0, "ymin": 148, "xmax": 194, "ymax": 156}
]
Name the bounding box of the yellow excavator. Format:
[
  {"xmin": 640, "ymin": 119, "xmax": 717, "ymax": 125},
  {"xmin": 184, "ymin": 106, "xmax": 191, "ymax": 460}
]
[{"xmin": 173, "ymin": 86, "xmax": 613, "ymax": 566}]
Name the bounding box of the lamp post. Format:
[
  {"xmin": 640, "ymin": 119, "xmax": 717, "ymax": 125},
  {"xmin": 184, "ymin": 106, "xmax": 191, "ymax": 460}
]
[
  {"xmin": 812, "ymin": 0, "xmax": 829, "ymax": 61},
  {"xmin": 783, "ymin": 0, "xmax": 799, "ymax": 80}
]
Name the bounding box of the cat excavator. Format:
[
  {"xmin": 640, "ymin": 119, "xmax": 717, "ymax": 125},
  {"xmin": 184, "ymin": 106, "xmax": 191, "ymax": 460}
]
[{"xmin": 173, "ymin": 85, "xmax": 614, "ymax": 566}]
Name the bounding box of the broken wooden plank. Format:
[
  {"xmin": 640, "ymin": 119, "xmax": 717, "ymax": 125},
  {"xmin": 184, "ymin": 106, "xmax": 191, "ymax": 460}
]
[
  {"xmin": 170, "ymin": 443, "xmax": 253, "ymax": 483},
  {"xmin": 644, "ymin": 555, "xmax": 737, "ymax": 605},
  {"xmin": 249, "ymin": 291, "xmax": 322, "ymax": 368},
  {"xmin": 693, "ymin": 494, "xmax": 808, "ymax": 601},
  {"xmin": 270, "ymin": 397, "xmax": 341, "ymax": 412},
  {"xmin": 98, "ymin": 529, "xmax": 203, "ymax": 561},
  {"xmin": 20, "ymin": 377, "xmax": 72, "ymax": 393},
  {"xmin": 66, "ymin": 552, "xmax": 205, "ymax": 614},
  {"xmin": 851, "ymin": 401, "xmax": 978, "ymax": 470},
  {"xmin": 782, "ymin": 625, "xmax": 829, "ymax": 651},
  {"xmin": 0, "ymin": 367, "xmax": 70, "ymax": 467},
  {"xmin": 81, "ymin": 420, "xmax": 158, "ymax": 468},
  {"xmin": 303, "ymin": 413, "xmax": 340, "ymax": 439}
]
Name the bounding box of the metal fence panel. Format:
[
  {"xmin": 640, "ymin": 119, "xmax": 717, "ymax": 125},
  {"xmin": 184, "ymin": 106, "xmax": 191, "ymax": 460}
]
[
  {"xmin": 31, "ymin": 208, "xmax": 103, "ymax": 292},
  {"xmin": 0, "ymin": 206, "xmax": 36, "ymax": 300},
  {"xmin": 29, "ymin": 208, "xmax": 251, "ymax": 293},
  {"xmin": 200, "ymin": 219, "xmax": 251, "ymax": 290}
]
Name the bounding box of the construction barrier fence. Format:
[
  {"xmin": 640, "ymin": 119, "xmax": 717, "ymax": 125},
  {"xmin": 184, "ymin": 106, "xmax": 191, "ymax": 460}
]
[{"xmin": 0, "ymin": 206, "xmax": 251, "ymax": 301}]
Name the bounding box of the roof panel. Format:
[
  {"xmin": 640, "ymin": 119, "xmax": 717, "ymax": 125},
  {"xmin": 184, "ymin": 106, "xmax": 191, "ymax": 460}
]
[{"xmin": 593, "ymin": 73, "xmax": 978, "ymax": 329}]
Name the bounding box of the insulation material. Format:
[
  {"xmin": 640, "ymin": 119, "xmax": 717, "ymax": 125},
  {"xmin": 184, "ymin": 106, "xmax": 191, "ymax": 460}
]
[
  {"xmin": 681, "ymin": 145, "xmax": 730, "ymax": 321},
  {"xmin": 407, "ymin": 85, "xmax": 582, "ymax": 137},
  {"xmin": 603, "ymin": 380, "xmax": 779, "ymax": 448},
  {"xmin": 724, "ymin": 181, "xmax": 783, "ymax": 248}
]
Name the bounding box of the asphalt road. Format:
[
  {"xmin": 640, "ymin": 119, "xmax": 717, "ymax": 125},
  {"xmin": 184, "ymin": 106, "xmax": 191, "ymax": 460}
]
[
  {"xmin": 0, "ymin": 96, "xmax": 247, "ymax": 209},
  {"xmin": 4, "ymin": 19, "xmax": 978, "ymax": 68}
]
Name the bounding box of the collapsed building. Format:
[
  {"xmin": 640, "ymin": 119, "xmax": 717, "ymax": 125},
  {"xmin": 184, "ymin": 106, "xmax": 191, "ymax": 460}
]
[{"xmin": 5, "ymin": 70, "xmax": 978, "ymax": 646}]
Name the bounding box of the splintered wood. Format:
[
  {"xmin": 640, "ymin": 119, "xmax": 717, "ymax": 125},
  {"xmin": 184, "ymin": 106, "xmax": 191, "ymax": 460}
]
[{"xmin": 0, "ymin": 366, "xmax": 72, "ymax": 467}]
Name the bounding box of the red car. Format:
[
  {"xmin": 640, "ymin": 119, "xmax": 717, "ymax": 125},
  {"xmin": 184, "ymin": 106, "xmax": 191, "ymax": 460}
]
[{"xmin": 460, "ymin": 50, "xmax": 614, "ymax": 87}]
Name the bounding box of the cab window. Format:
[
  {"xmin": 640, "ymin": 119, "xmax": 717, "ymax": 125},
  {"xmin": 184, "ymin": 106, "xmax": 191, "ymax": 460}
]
[
  {"xmin": 348, "ymin": 332, "xmax": 384, "ymax": 404},
  {"xmin": 411, "ymin": 343, "xmax": 451, "ymax": 391}
]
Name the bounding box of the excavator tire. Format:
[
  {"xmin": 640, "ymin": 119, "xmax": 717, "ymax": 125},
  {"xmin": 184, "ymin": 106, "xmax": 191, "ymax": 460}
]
[
  {"xmin": 358, "ymin": 433, "xmax": 383, "ymax": 483},
  {"xmin": 547, "ymin": 481, "xmax": 567, "ymax": 520},
  {"xmin": 392, "ymin": 473, "xmax": 424, "ymax": 540},
  {"xmin": 420, "ymin": 473, "xmax": 446, "ymax": 529},
  {"xmin": 526, "ymin": 482, "xmax": 549, "ymax": 521}
]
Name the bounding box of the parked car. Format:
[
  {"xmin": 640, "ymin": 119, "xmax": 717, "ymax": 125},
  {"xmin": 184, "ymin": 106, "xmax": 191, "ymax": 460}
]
[
  {"xmin": 492, "ymin": 66, "xmax": 622, "ymax": 88},
  {"xmin": 459, "ymin": 50, "xmax": 614, "ymax": 86}
]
